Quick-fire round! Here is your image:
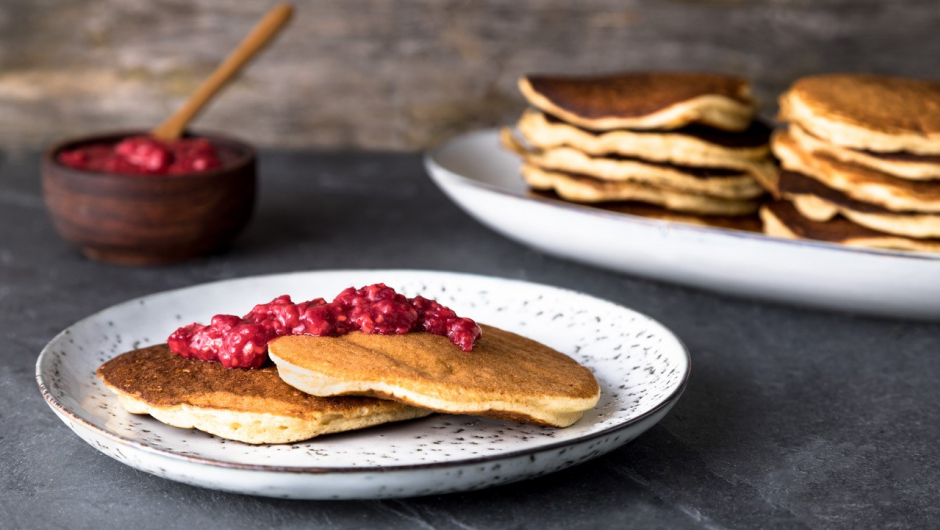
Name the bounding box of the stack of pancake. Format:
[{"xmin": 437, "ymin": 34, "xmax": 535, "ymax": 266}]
[
  {"xmin": 765, "ymin": 74, "xmax": 940, "ymax": 252},
  {"xmin": 502, "ymin": 72, "xmax": 776, "ymax": 228}
]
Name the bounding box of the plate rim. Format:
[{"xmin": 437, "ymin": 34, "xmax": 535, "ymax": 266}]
[
  {"xmin": 36, "ymin": 268, "xmax": 691, "ymax": 475},
  {"xmin": 424, "ymin": 128, "xmax": 940, "ymax": 263}
]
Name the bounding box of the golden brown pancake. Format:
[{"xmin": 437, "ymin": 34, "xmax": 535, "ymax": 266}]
[
  {"xmin": 789, "ymin": 123, "xmax": 940, "ymax": 180},
  {"xmin": 779, "ymin": 170, "xmax": 940, "ymax": 238},
  {"xmin": 97, "ymin": 345, "xmax": 432, "ymax": 444},
  {"xmin": 778, "ymin": 170, "xmax": 895, "ymax": 215},
  {"xmin": 268, "ymin": 325, "xmax": 601, "ymax": 428},
  {"xmin": 517, "ymin": 109, "xmax": 772, "ymax": 168},
  {"xmin": 502, "ymin": 128, "xmax": 768, "ymax": 200},
  {"xmin": 521, "ymin": 164, "xmax": 761, "ymax": 216},
  {"xmin": 773, "ymin": 130, "xmax": 940, "ymax": 213},
  {"xmin": 761, "ymin": 201, "xmax": 940, "ymax": 253},
  {"xmin": 519, "ymin": 72, "xmax": 756, "ymax": 132},
  {"xmin": 779, "ymin": 74, "xmax": 940, "ymax": 155},
  {"xmin": 528, "ymin": 189, "xmax": 763, "ymax": 232}
]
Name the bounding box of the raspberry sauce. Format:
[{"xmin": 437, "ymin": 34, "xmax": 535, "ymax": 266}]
[
  {"xmin": 168, "ymin": 284, "xmax": 483, "ymax": 368},
  {"xmin": 57, "ymin": 136, "xmax": 222, "ymax": 176}
]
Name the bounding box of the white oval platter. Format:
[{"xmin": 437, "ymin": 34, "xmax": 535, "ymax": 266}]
[{"xmin": 425, "ymin": 129, "xmax": 940, "ymax": 320}]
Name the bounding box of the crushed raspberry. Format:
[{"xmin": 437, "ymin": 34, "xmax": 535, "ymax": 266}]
[
  {"xmin": 167, "ymin": 284, "xmax": 483, "ymax": 368},
  {"xmin": 57, "ymin": 136, "xmax": 222, "ymax": 176}
]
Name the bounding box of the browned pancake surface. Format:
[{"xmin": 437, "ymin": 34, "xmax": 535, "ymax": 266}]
[
  {"xmin": 765, "ymin": 201, "xmax": 935, "ymax": 243},
  {"xmin": 545, "ymin": 113, "xmax": 773, "ymax": 148},
  {"xmin": 270, "ymin": 325, "xmax": 599, "ymax": 403},
  {"xmin": 797, "ymin": 126, "xmax": 940, "ymax": 163},
  {"xmin": 813, "ymin": 151, "xmax": 940, "ymax": 200},
  {"xmin": 528, "ymin": 190, "xmax": 762, "ymax": 231},
  {"xmin": 525, "ymin": 72, "xmax": 753, "ymax": 120},
  {"xmin": 788, "ymin": 74, "xmax": 940, "ymax": 137},
  {"xmin": 96, "ymin": 345, "xmax": 399, "ymax": 418},
  {"xmin": 861, "ymin": 150, "xmax": 940, "ymax": 164},
  {"xmin": 774, "ymin": 130, "xmax": 940, "ymax": 207},
  {"xmin": 596, "ymin": 154, "xmax": 744, "ymax": 178},
  {"xmin": 778, "ymin": 170, "xmax": 896, "ymax": 214}
]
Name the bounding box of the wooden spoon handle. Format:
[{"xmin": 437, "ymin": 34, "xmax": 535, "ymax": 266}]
[{"xmin": 151, "ymin": 3, "xmax": 294, "ymax": 140}]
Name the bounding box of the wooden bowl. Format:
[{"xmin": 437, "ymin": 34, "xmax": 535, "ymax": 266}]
[{"xmin": 42, "ymin": 131, "xmax": 256, "ymax": 265}]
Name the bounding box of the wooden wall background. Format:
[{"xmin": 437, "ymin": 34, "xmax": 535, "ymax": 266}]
[{"xmin": 1, "ymin": 0, "xmax": 938, "ymax": 151}]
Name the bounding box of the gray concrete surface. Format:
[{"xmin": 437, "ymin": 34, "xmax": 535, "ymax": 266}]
[{"xmin": 1, "ymin": 150, "xmax": 938, "ymax": 529}]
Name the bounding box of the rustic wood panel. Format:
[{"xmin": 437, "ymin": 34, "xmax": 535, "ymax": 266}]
[{"xmin": 1, "ymin": 0, "xmax": 938, "ymax": 151}]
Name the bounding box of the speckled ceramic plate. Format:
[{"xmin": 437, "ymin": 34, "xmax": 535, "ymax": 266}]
[
  {"xmin": 425, "ymin": 130, "xmax": 940, "ymax": 320},
  {"xmin": 36, "ymin": 270, "xmax": 689, "ymax": 499}
]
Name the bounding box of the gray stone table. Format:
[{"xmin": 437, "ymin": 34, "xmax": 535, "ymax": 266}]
[{"xmin": 1, "ymin": 150, "xmax": 938, "ymax": 530}]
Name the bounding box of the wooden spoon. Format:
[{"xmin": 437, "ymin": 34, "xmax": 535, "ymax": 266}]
[{"xmin": 151, "ymin": 3, "xmax": 294, "ymax": 141}]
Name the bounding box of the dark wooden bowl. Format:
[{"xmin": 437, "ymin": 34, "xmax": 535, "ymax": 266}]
[{"xmin": 42, "ymin": 131, "xmax": 256, "ymax": 265}]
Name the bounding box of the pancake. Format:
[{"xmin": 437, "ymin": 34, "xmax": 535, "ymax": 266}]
[
  {"xmin": 773, "ymin": 130, "xmax": 940, "ymax": 213},
  {"xmin": 97, "ymin": 345, "xmax": 432, "ymax": 444},
  {"xmin": 522, "ymin": 164, "xmax": 760, "ymax": 216},
  {"xmin": 268, "ymin": 325, "xmax": 601, "ymax": 428},
  {"xmin": 761, "ymin": 201, "xmax": 940, "ymax": 253},
  {"xmin": 519, "ymin": 72, "xmax": 756, "ymax": 132},
  {"xmin": 789, "ymin": 194, "xmax": 839, "ymax": 222},
  {"xmin": 779, "ymin": 170, "xmax": 940, "ymax": 238},
  {"xmin": 517, "ymin": 109, "xmax": 771, "ymax": 168},
  {"xmin": 779, "ymin": 74, "xmax": 940, "ymax": 155},
  {"xmin": 777, "ymin": 169, "xmax": 900, "ymax": 216},
  {"xmin": 502, "ymin": 128, "xmax": 767, "ymax": 200},
  {"xmin": 529, "ymin": 189, "xmax": 762, "ymax": 232},
  {"xmin": 789, "ymin": 123, "xmax": 940, "ymax": 180},
  {"xmin": 525, "ymin": 146, "xmax": 768, "ymax": 199}
]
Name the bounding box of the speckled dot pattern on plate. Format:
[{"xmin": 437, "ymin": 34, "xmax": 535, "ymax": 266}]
[{"xmin": 37, "ymin": 270, "xmax": 690, "ymax": 499}]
